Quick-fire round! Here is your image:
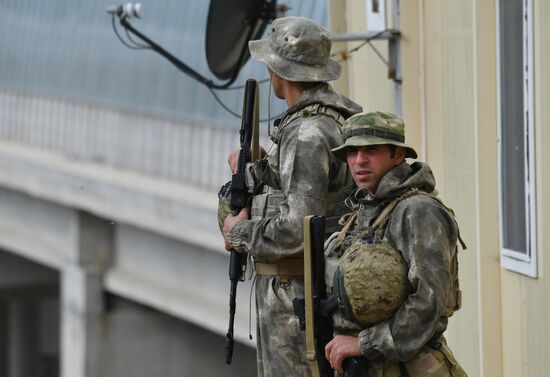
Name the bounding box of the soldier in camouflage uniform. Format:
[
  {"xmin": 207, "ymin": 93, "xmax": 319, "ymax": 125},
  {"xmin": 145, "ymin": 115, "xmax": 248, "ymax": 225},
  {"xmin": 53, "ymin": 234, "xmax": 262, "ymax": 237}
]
[
  {"xmin": 324, "ymin": 111, "xmax": 468, "ymax": 376},
  {"xmin": 222, "ymin": 16, "xmax": 361, "ymax": 377}
]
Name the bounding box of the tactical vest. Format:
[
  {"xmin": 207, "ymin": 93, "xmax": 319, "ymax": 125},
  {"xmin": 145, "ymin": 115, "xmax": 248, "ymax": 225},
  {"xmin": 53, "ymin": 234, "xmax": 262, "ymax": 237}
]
[
  {"xmin": 336, "ymin": 188, "xmax": 466, "ymax": 317},
  {"xmin": 251, "ymin": 103, "xmax": 354, "ymax": 276},
  {"xmin": 327, "ymin": 189, "xmax": 468, "ymax": 376},
  {"xmin": 251, "ymin": 103, "xmax": 354, "ymax": 233}
]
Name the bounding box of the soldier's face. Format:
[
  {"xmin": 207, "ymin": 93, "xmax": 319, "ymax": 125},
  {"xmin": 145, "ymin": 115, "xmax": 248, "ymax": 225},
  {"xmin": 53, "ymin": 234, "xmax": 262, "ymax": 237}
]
[{"xmin": 346, "ymin": 145, "xmax": 405, "ymax": 193}]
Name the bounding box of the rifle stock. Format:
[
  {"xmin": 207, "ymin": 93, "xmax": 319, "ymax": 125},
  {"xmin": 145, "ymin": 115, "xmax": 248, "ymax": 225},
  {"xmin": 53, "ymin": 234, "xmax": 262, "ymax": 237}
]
[
  {"xmin": 225, "ymin": 79, "xmax": 259, "ymax": 365},
  {"xmin": 298, "ymin": 216, "xmax": 369, "ymax": 377},
  {"xmin": 300, "ymin": 215, "xmax": 334, "ymax": 377}
]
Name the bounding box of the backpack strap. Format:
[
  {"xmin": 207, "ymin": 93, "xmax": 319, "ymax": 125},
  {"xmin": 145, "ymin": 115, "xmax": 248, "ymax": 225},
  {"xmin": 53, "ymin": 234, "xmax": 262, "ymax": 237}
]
[
  {"xmin": 336, "ymin": 212, "xmax": 357, "ymax": 247},
  {"xmin": 300, "ymin": 103, "xmax": 348, "ymax": 126}
]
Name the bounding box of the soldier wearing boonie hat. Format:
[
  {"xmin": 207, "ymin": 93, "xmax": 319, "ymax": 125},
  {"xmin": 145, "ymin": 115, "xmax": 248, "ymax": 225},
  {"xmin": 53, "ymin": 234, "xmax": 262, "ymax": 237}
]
[
  {"xmin": 221, "ymin": 16, "xmax": 362, "ymax": 377},
  {"xmin": 324, "ymin": 111, "xmax": 469, "ymax": 376},
  {"xmin": 331, "ymin": 111, "xmax": 418, "ymax": 161}
]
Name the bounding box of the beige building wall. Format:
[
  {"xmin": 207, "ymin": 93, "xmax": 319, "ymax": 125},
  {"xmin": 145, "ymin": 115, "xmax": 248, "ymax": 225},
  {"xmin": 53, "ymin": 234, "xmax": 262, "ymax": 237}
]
[
  {"xmin": 411, "ymin": 2, "xmax": 487, "ymax": 376},
  {"xmin": 500, "ymin": 1, "xmax": 550, "ymax": 376},
  {"xmin": 471, "ymin": 1, "xmax": 502, "ymax": 376}
]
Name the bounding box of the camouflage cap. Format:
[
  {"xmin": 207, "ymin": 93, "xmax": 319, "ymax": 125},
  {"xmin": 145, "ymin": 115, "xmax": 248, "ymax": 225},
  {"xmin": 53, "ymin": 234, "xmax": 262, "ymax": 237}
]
[
  {"xmin": 332, "ymin": 111, "xmax": 418, "ymax": 161},
  {"xmin": 248, "ymin": 16, "xmax": 341, "ymax": 82}
]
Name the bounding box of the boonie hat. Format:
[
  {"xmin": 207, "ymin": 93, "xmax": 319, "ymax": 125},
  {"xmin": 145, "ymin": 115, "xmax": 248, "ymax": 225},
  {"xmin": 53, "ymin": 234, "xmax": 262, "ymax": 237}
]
[
  {"xmin": 248, "ymin": 16, "xmax": 341, "ymax": 82},
  {"xmin": 332, "ymin": 111, "xmax": 418, "ymax": 160}
]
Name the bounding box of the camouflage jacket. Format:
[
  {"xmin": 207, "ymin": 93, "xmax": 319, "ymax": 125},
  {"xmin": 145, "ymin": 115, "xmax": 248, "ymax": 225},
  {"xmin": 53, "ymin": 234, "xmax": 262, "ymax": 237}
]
[
  {"xmin": 335, "ymin": 162, "xmax": 462, "ymax": 362},
  {"xmin": 227, "ymin": 83, "xmax": 361, "ymax": 261}
]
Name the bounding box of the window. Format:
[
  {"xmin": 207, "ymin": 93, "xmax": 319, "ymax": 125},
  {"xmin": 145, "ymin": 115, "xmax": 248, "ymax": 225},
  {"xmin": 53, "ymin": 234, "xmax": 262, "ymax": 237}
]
[{"xmin": 497, "ymin": 0, "xmax": 537, "ymax": 277}]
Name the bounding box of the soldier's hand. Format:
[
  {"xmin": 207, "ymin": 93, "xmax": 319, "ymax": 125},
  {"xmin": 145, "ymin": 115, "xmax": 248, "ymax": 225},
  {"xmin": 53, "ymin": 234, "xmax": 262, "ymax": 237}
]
[
  {"xmin": 228, "ymin": 149, "xmax": 240, "ymax": 174},
  {"xmin": 259, "ymin": 145, "xmax": 267, "ymax": 158},
  {"xmin": 228, "ymin": 146, "xmax": 267, "ymax": 174},
  {"xmin": 222, "ymin": 208, "xmax": 249, "ymax": 251},
  {"xmin": 325, "ymin": 335, "xmax": 362, "ymax": 373}
]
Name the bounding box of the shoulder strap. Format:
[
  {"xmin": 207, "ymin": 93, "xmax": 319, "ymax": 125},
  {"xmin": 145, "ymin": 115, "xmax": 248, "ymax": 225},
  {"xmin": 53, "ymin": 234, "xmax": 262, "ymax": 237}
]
[
  {"xmin": 336, "ymin": 212, "xmax": 357, "ymax": 247},
  {"xmin": 334, "ymin": 189, "xmax": 424, "ymax": 250},
  {"xmin": 372, "ymin": 189, "xmax": 467, "ymax": 250},
  {"xmin": 371, "ymin": 189, "xmax": 423, "ymax": 232},
  {"xmin": 302, "ymin": 103, "xmax": 348, "ymax": 125},
  {"xmin": 285, "ymin": 103, "xmax": 349, "ymax": 127}
]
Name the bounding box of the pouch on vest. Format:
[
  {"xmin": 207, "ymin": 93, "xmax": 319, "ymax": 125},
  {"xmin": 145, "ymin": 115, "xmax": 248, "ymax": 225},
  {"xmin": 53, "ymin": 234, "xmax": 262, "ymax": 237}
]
[{"xmin": 403, "ymin": 341, "xmax": 468, "ymax": 377}]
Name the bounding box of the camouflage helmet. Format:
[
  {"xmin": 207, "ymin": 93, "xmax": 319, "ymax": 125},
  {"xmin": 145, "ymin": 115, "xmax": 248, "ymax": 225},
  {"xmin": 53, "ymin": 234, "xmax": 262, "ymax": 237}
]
[
  {"xmin": 333, "ymin": 239, "xmax": 409, "ymax": 326},
  {"xmin": 217, "ymin": 181, "xmax": 233, "ymax": 234}
]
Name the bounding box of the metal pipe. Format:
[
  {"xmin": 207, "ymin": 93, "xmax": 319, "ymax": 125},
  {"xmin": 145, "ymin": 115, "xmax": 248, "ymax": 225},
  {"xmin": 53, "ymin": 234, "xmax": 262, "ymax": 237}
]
[{"xmin": 330, "ymin": 30, "xmax": 400, "ymax": 42}]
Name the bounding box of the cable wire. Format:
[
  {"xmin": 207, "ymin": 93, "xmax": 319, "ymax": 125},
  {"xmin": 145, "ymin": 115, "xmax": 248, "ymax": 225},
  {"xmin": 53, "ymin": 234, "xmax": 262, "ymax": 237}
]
[
  {"xmin": 125, "ymin": 27, "xmax": 151, "ymax": 49},
  {"xmin": 112, "ymin": 15, "xmax": 150, "ymax": 50},
  {"xmin": 209, "ymin": 87, "xmax": 285, "ymax": 122},
  {"xmin": 216, "ymin": 77, "xmax": 271, "ymax": 91},
  {"xmin": 208, "ymin": 87, "xmax": 242, "ymax": 118},
  {"xmin": 330, "ymin": 29, "xmax": 390, "ymax": 64},
  {"xmin": 112, "ymin": 13, "xmax": 330, "ymax": 120}
]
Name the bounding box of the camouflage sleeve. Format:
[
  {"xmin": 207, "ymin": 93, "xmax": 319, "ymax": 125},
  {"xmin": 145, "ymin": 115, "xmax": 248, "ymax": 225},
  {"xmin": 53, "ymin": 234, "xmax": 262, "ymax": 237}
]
[
  {"xmin": 245, "ymin": 159, "xmax": 276, "ymax": 194},
  {"xmin": 358, "ymin": 195, "xmax": 457, "ymax": 362},
  {"xmin": 244, "ymin": 160, "xmax": 261, "ymax": 193},
  {"xmin": 228, "ymin": 116, "xmax": 340, "ymax": 261}
]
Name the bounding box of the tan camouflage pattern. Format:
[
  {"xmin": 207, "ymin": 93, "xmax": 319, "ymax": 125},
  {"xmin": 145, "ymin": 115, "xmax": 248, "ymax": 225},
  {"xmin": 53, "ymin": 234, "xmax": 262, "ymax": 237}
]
[
  {"xmin": 335, "ymin": 241, "xmax": 409, "ymax": 326},
  {"xmin": 255, "ymin": 276, "xmax": 311, "ymax": 377},
  {"xmin": 227, "ymin": 82, "xmax": 361, "ymax": 377},
  {"xmin": 217, "ymin": 192, "xmax": 232, "ymax": 234},
  {"xmin": 331, "ymin": 161, "xmax": 467, "ymax": 376}
]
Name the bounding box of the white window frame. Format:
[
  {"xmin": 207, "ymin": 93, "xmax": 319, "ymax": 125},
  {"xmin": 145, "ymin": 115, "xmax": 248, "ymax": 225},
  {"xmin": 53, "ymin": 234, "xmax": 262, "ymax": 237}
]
[
  {"xmin": 365, "ymin": 0, "xmax": 386, "ymax": 32},
  {"xmin": 496, "ymin": 0, "xmax": 537, "ymax": 277}
]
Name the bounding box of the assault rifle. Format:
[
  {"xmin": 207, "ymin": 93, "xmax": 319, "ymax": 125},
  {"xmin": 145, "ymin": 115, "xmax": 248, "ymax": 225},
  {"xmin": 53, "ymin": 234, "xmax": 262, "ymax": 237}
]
[
  {"xmin": 294, "ymin": 215, "xmax": 369, "ymax": 377},
  {"xmin": 225, "ymin": 79, "xmax": 259, "ymax": 365}
]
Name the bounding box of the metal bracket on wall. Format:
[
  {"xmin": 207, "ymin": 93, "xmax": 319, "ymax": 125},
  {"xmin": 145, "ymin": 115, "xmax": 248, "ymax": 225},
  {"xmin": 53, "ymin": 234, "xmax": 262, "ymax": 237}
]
[
  {"xmin": 330, "ymin": 29, "xmax": 401, "ymax": 84},
  {"xmin": 329, "ymin": 0, "xmax": 402, "ymax": 115}
]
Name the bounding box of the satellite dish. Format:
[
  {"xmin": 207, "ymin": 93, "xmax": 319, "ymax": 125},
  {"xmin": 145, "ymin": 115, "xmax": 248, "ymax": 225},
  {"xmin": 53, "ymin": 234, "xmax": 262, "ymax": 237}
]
[{"xmin": 206, "ymin": 0, "xmax": 277, "ymax": 81}]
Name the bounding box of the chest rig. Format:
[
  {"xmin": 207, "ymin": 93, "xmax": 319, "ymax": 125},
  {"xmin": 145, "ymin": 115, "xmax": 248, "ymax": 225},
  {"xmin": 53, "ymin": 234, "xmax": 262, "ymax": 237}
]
[
  {"xmin": 251, "ymin": 104, "xmax": 354, "ymax": 276},
  {"xmin": 336, "ymin": 188, "xmax": 466, "ymax": 318},
  {"xmin": 251, "ymin": 103, "xmax": 353, "ymax": 233}
]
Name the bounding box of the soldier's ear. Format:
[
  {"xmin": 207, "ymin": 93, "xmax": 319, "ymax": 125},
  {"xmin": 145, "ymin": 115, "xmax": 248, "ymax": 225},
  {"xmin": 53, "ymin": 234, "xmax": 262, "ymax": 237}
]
[{"xmin": 394, "ymin": 147, "xmax": 406, "ymax": 164}]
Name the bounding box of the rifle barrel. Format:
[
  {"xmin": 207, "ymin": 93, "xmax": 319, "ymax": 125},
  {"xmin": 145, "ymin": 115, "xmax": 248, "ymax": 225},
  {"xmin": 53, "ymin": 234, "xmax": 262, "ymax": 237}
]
[{"xmin": 224, "ymin": 79, "xmax": 259, "ymax": 365}]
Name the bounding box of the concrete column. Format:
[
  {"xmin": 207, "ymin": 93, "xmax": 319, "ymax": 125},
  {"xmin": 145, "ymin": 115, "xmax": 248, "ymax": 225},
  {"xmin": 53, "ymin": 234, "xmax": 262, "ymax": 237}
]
[
  {"xmin": 61, "ymin": 212, "xmax": 112, "ymax": 377},
  {"xmin": 7, "ymin": 298, "xmax": 37, "ymax": 377},
  {"xmin": 0, "ymin": 300, "xmax": 6, "ymax": 375}
]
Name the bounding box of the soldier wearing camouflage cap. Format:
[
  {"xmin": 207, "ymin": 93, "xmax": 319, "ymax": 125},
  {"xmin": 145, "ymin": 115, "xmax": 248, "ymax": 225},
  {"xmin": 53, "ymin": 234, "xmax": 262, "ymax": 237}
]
[
  {"xmin": 221, "ymin": 16, "xmax": 362, "ymax": 377},
  {"xmin": 324, "ymin": 111, "xmax": 468, "ymax": 376}
]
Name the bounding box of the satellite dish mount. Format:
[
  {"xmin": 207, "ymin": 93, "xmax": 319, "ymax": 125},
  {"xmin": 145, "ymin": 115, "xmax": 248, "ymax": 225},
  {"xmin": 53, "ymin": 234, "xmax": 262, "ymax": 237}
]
[{"xmin": 109, "ymin": 1, "xmax": 277, "ymax": 90}]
